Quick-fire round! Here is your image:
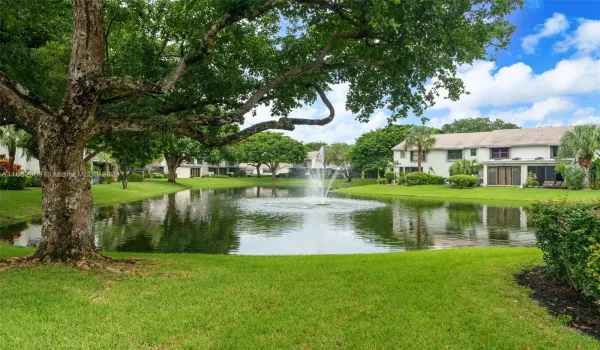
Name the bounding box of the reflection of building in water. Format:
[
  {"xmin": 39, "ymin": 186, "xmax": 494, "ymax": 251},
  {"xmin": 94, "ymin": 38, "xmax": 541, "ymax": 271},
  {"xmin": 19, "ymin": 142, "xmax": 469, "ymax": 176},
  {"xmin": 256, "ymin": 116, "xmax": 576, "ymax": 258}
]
[
  {"xmin": 1, "ymin": 223, "xmax": 42, "ymax": 247},
  {"xmin": 391, "ymin": 201, "xmax": 534, "ymax": 248}
]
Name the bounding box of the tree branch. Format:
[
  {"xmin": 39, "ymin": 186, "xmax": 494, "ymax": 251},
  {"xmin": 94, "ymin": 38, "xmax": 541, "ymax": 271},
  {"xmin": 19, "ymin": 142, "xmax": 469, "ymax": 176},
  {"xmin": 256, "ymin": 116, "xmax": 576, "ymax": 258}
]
[
  {"xmin": 161, "ymin": 0, "xmax": 284, "ymax": 92},
  {"xmin": 0, "ymin": 72, "xmax": 51, "ymax": 132},
  {"xmin": 233, "ymin": 31, "xmax": 365, "ymax": 117},
  {"xmin": 203, "ymin": 84, "xmax": 335, "ymax": 147},
  {"xmin": 94, "ymin": 113, "xmax": 243, "ymax": 136}
]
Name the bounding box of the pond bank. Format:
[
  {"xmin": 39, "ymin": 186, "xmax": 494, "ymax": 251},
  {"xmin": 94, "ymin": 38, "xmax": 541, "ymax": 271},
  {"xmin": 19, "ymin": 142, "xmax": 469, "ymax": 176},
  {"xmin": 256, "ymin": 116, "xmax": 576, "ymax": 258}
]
[
  {"xmin": 1, "ymin": 246, "xmax": 598, "ymax": 348},
  {"xmin": 0, "ymin": 178, "xmax": 376, "ymax": 226},
  {"xmin": 333, "ymin": 184, "xmax": 600, "ymax": 206}
]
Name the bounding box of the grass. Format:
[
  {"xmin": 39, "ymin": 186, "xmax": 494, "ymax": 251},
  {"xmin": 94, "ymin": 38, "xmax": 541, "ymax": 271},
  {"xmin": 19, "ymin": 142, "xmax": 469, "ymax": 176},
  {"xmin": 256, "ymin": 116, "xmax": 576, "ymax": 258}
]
[
  {"xmin": 0, "ymin": 180, "xmax": 187, "ymax": 226},
  {"xmin": 0, "ymin": 246, "xmax": 598, "ymax": 349},
  {"xmin": 334, "ymin": 184, "xmax": 600, "ymax": 206},
  {"xmin": 0, "ymin": 178, "xmax": 376, "ymax": 226}
]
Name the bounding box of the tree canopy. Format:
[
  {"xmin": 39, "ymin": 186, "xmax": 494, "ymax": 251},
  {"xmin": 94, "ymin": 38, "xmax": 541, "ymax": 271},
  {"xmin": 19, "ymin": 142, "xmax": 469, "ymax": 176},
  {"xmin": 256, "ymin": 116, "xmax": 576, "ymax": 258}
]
[
  {"xmin": 404, "ymin": 126, "xmax": 436, "ymax": 173},
  {"xmin": 350, "ymin": 124, "xmax": 412, "ymax": 174},
  {"xmin": 235, "ymin": 132, "xmax": 306, "ymax": 180},
  {"xmin": 103, "ymin": 132, "xmax": 162, "ymax": 188},
  {"xmin": 324, "ymin": 143, "xmax": 354, "ymax": 181},
  {"xmin": 441, "ymin": 118, "xmax": 520, "ymax": 134},
  {"xmin": 0, "ymin": 0, "xmax": 524, "ymax": 262},
  {"xmin": 305, "ymin": 142, "xmax": 328, "ymax": 152}
]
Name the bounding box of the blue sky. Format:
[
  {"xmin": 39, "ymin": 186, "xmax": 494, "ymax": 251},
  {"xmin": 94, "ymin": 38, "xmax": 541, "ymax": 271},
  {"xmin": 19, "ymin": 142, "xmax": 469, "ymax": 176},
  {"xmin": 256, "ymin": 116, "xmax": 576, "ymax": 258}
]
[{"xmin": 245, "ymin": 0, "xmax": 600, "ymax": 143}]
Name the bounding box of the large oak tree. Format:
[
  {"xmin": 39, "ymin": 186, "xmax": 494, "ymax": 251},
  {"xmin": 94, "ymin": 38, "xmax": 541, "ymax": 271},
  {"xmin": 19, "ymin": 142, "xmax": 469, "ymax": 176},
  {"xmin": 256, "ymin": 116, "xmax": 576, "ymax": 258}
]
[{"xmin": 0, "ymin": 0, "xmax": 522, "ymax": 263}]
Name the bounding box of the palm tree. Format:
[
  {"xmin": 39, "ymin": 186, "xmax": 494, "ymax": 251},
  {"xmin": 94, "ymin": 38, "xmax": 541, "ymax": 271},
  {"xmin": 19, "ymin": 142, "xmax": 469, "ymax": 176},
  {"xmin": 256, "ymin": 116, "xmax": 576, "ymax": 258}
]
[
  {"xmin": 0, "ymin": 125, "xmax": 26, "ymax": 172},
  {"xmin": 449, "ymin": 159, "xmax": 483, "ymax": 176},
  {"xmin": 404, "ymin": 126, "xmax": 436, "ymax": 172},
  {"xmin": 558, "ymin": 125, "xmax": 600, "ymax": 189}
]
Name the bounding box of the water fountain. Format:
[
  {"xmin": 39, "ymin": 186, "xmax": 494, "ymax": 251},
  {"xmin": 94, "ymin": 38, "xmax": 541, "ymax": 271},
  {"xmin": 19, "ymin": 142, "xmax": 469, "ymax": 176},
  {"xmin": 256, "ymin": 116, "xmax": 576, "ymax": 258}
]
[{"xmin": 307, "ymin": 147, "xmax": 339, "ymax": 205}]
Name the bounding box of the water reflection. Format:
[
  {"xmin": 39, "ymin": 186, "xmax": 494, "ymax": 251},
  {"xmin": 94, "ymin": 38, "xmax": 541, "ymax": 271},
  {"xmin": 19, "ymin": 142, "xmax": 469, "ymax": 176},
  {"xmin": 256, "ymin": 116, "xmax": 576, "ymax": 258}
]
[{"xmin": 2, "ymin": 187, "xmax": 536, "ymax": 255}]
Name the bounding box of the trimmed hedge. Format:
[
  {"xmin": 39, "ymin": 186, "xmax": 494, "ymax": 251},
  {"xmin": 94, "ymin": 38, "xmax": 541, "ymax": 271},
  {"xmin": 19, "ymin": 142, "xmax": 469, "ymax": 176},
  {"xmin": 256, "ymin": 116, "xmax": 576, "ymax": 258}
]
[
  {"xmin": 99, "ymin": 175, "xmax": 113, "ymax": 184},
  {"xmin": 384, "ymin": 172, "xmax": 395, "ymax": 184},
  {"xmin": 531, "ymin": 201, "xmax": 600, "ymax": 299},
  {"xmin": 129, "ymin": 173, "xmax": 144, "ymax": 182},
  {"xmin": 377, "ymin": 178, "xmax": 388, "ymax": 185},
  {"xmin": 28, "ymin": 175, "xmax": 42, "ymax": 187},
  {"xmin": 447, "ymin": 175, "xmax": 479, "ymax": 188},
  {"xmin": 152, "ymin": 173, "xmax": 164, "ymax": 179},
  {"xmin": 404, "ymin": 172, "xmax": 444, "ymax": 186},
  {"xmin": 0, "ymin": 175, "xmax": 27, "ymax": 190}
]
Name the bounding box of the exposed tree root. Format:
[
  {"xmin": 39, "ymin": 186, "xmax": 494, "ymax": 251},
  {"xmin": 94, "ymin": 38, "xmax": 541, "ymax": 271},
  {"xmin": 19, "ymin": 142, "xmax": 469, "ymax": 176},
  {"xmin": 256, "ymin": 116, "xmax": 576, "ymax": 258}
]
[{"xmin": 0, "ymin": 252, "xmax": 141, "ymax": 273}]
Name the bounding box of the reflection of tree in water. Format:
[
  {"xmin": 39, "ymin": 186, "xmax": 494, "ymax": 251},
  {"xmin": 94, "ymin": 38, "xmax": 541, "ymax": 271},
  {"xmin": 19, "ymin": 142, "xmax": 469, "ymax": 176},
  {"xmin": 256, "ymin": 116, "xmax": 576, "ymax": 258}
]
[
  {"xmin": 445, "ymin": 203, "xmax": 483, "ymax": 237},
  {"xmin": 486, "ymin": 206, "xmax": 522, "ymax": 242},
  {"xmin": 157, "ymin": 193, "xmax": 240, "ymax": 253},
  {"xmin": 393, "ymin": 199, "xmax": 446, "ymax": 250},
  {"xmin": 0, "ymin": 221, "xmax": 29, "ymax": 244},
  {"xmin": 96, "ymin": 193, "xmax": 241, "ymax": 254}
]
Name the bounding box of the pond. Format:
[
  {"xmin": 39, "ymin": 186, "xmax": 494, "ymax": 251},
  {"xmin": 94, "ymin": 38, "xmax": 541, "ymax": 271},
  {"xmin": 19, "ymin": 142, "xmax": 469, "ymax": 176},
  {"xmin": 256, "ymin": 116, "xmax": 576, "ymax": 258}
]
[{"xmin": 1, "ymin": 187, "xmax": 536, "ymax": 255}]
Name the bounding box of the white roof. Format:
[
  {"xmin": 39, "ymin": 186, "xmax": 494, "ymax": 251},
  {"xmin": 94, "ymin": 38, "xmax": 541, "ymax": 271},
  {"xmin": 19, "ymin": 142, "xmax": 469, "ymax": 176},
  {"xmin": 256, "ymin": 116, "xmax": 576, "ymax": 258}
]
[{"xmin": 392, "ymin": 126, "xmax": 572, "ymax": 151}]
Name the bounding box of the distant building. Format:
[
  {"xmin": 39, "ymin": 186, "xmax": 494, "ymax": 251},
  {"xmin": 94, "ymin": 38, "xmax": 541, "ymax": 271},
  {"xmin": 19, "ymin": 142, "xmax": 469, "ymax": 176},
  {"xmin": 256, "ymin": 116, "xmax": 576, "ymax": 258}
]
[{"xmin": 392, "ymin": 126, "xmax": 574, "ymax": 187}]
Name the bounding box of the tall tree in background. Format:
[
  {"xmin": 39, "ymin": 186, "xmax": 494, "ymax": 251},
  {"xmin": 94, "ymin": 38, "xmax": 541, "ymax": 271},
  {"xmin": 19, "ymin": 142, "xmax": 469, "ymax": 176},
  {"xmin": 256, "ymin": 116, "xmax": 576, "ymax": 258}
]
[
  {"xmin": 441, "ymin": 118, "xmax": 520, "ymax": 134},
  {"xmin": 236, "ymin": 132, "xmax": 306, "ymax": 180},
  {"xmin": 103, "ymin": 133, "xmax": 162, "ymax": 189},
  {"xmin": 558, "ymin": 125, "xmax": 600, "ymax": 189},
  {"xmin": 305, "ymin": 142, "xmax": 328, "ymax": 152},
  {"xmin": 325, "ymin": 143, "xmax": 354, "ymax": 182},
  {"xmin": 350, "ymin": 125, "xmax": 412, "ymax": 177},
  {"xmin": 0, "ymin": 0, "xmax": 523, "ymax": 263},
  {"xmin": 160, "ymin": 134, "xmax": 204, "ymax": 183},
  {"xmin": 404, "ymin": 126, "xmax": 437, "ymax": 173},
  {"xmin": 0, "ymin": 125, "xmax": 25, "ymax": 171}
]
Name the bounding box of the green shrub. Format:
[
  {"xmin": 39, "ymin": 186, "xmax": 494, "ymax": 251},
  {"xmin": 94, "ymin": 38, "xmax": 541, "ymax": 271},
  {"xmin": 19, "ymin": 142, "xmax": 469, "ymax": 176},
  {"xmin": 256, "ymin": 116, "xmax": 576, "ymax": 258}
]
[
  {"xmin": 447, "ymin": 175, "xmax": 479, "ymax": 188},
  {"xmin": 29, "ymin": 175, "xmax": 42, "ymax": 187},
  {"xmin": 152, "ymin": 173, "xmax": 164, "ymax": 179},
  {"xmin": 384, "ymin": 172, "xmax": 395, "ymax": 184},
  {"xmin": 0, "ymin": 175, "xmax": 27, "ymax": 190},
  {"xmin": 377, "ymin": 178, "xmax": 388, "ymax": 185},
  {"xmin": 524, "ymin": 171, "xmax": 539, "ymax": 188},
  {"xmin": 531, "ymin": 201, "xmax": 600, "ymax": 299},
  {"xmin": 404, "ymin": 172, "xmax": 444, "ymax": 186},
  {"xmin": 143, "ymin": 173, "xmax": 151, "ymax": 179},
  {"xmin": 99, "ymin": 175, "xmax": 113, "ymax": 184},
  {"xmin": 562, "ymin": 165, "xmax": 584, "ymax": 190},
  {"xmin": 128, "ymin": 173, "xmax": 144, "ymax": 182}
]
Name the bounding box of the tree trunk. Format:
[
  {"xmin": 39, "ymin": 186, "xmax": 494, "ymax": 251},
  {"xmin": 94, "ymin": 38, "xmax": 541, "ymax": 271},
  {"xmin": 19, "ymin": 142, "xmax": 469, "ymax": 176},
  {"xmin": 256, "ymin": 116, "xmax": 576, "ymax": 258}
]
[
  {"xmin": 268, "ymin": 163, "xmax": 278, "ymax": 181},
  {"xmin": 103, "ymin": 160, "xmax": 110, "ymax": 175},
  {"xmin": 121, "ymin": 170, "xmax": 129, "ymax": 190},
  {"xmin": 165, "ymin": 155, "xmax": 181, "ymax": 183},
  {"xmin": 33, "ymin": 140, "xmax": 97, "ymax": 262},
  {"xmin": 583, "ymin": 166, "xmax": 590, "ymax": 189},
  {"xmin": 255, "ymin": 164, "xmax": 261, "ymax": 177},
  {"xmin": 417, "ymin": 147, "xmax": 422, "ymax": 173},
  {"xmin": 7, "ymin": 146, "xmax": 16, "ymax": 172}
]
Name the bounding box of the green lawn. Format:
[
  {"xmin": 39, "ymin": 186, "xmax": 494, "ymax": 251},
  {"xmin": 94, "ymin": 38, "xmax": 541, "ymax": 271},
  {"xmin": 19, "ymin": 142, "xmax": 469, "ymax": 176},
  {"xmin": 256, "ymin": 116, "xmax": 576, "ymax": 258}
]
[
  {"xmin": 335, "ymin": 184, "xmax": 600, "ymax": 206},
  {"xmin": 0, "ymin": 246, "xmax": 597, "ymax": 349},
  {"xmin": 0, "ymin": 178, "xmax": 376, "ymax": 226},
  {"xmin": 0, "ymin": 180, "xmax": 187, "ymax": 226}
]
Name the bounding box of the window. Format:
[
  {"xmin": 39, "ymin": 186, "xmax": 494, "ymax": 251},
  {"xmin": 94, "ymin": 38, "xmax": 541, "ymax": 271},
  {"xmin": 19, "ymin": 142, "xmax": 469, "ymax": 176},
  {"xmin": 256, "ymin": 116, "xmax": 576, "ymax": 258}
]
[
  {"xmin": 490, "ymin": 148, "xmax": 510, "ymax": 159},
  {"xmin": 471, "ymin": 149, "xmax": 477, "ymax": 157},
  {"xmin": 410, "ymin": 151, "xmax": 426, "ymax": 162},
  {"xmin": 398, "ymin": 151, "xmax": 406, "ymax": 159},
  {"xmin": 527, "ymin": 166, "xmax": 563, "ymax": 183},
  {"xmin": 551, "ymin": 146, "xmax": 559, "ymax": 159},
  {"xmin": 447, "ymin": 150, "xmax": 463, "ymax": 161}
]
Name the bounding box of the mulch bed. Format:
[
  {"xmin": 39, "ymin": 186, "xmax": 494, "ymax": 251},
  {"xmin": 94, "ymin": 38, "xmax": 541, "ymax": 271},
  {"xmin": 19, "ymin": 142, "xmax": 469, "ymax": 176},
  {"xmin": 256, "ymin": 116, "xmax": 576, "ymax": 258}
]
[{"xmin": 517, "ymin": 267, "xmax": 600, "ymax": 340}]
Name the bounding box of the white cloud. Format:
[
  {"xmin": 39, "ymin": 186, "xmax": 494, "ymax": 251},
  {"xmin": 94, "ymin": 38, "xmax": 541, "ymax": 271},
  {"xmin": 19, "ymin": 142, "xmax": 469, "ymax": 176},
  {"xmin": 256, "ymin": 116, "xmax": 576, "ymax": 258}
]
[
  {"xmin": 429, "ymin": 57, "xmax": 600, "ymax": 113},
  {"xmin": 427, "ymin": 97, "xmax": 576, "ymax": 128},
  {"xmin": 570, "ymin": 107, "xmax": 600, "ymax": 125},
  {"xmin": 554, "ymin": 19, "xmax": 600, "ymax": 55},
  {"xmin": 522, "ymin": 13, "xmax": 569, "ymax": 54}
]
